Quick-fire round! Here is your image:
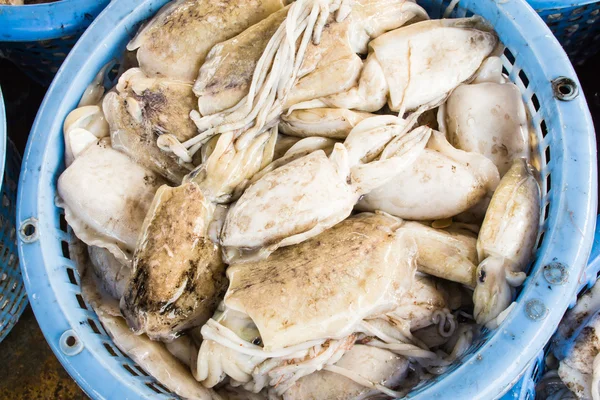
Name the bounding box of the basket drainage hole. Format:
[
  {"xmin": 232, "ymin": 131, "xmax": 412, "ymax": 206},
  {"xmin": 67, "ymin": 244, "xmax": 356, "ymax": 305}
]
[
  {"xmin": 552, "ymin": 77, "xmax": 579, "ymax": 101},
  {"xmin": 59, "ymin": 330, "xmax": 84, "ymax": 356},
  {"xmin": 19, "ymin": 218, "xmax": 39, "ymax": 243}
]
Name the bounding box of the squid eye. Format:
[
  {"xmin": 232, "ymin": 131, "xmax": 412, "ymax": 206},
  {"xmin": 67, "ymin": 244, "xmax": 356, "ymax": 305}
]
[
  {"xmin": 478, "ymin": 268, "xmax": 487, "ymax": 283},
  {"xmin": 252, "ymin": 337, "xmax": 262, "ymax": 346}
]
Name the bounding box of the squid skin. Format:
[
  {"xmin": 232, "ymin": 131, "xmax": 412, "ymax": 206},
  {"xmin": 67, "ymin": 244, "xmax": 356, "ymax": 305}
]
[
  {"xmin": 473, "ymin": 159, "xmax": 541, "ymax": 326},
  {"xmin": 129, "ymin": 0, "xmax": 284, "ymax": 82},
  {"xmin": 121, "ymin": 182, "xmax": 227, "ymax": 342}
]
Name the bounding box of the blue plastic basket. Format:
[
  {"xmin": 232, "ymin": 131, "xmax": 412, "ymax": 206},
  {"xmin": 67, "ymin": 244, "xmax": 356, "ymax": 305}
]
[
  {"xmin": 527, "ymin": 0, "xmax": 600, "ymax": 64},
  {"xmin": 15, "ymin": 0, "xmax": 598, "ymax": 399},
  {"xmin": 0, "ymin": 88, "xmax": 26, "ymax": 343},
  {"xmin": 500, "ymin": 352, "xmax": 545, "ymax": 400},
  {"xmin": 503, "ymin": 215, "xmax": 600, "ymax": 399},
  {"xmin": 0, "ymin": 0, "xmax": 110, "ymax": 86}
]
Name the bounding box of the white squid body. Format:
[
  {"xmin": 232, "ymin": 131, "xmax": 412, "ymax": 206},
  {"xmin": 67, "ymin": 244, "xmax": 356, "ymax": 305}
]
[
  {"xmin": 225, "ymin": 213, "xmax": 417, "ymax": 351},
  {"xmin": 390, "ymin": 275, "xmax": 460, "ymax": 332},
  {"xmin": 164, "ymin": 335, "xmax": 199, "ymax": 372},
  {"xmin": 554, "ymin": 280, "xmax": 600, "ymax": 360},
  {"xmin": 195, "ymin": 306, "xmax": 265, "ymax": 387},
  {"xmin": 87, "ymin": 246, "xmax": 131, "ymax": 301},
  {"xmin": 194, "ymin": 0, "xmax": 428, "ymax": 117},
  {"xmin": 77, "ymin": 248, "xmax": 214, "ymax": 400},
  {"xmin": 283, "ymin": 345, "xmax": 409, "ymax": 400},
  {"xmin": 473, "ymin": 158, "xmax": 541, "ymax": 326},
  {"xmin": 128, "ymin": 0, "xmax": 284, "ymax": 81},
  {"xmin": 559, "ymin": 313, "xmax": 600, "ymax": 400},
  {"xmin": 197, "ymin": 213, "xmax": 419, "ymax": 390},
  {"xmin": 63, "ymin": 105, "xmax": 109, "ymax": 167},
  {"xmin": 398, "ymin": 222, "xmax": 479, "ymax": 288},
  {"xmin": 314, "ymin": 16, "xmax": 498, "ymax": 113},
  {"xmin": 438, "ymin": 56, "xmax": 530, "ymax": 176},
  {"xmin": 280, "ymin": 108, "xmax": 376, "ymax": 139},
  {"xmin": 57, "ymin": 139, "xmax": 165, "ymax": 264},
  {"xmin": 103, "ymin": 68, "xmax": 199, "ymax": 184},
  {"xmin": 357, "ymin": 130, "xmax": 500, "ymax": 220},
  {"xmin": 96, "ymin": 310, "xmax": 214, "ymax": 400},
  {"xmin": 283, "ymin": 0, "xmax": 430, "ymax": 108},
  {"xmin": 221, "ymin": 116, "xmax": 431, "ymax": 260}
]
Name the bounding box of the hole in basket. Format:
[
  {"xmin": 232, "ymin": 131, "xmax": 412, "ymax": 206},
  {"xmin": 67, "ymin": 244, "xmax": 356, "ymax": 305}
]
[
  {"xmin": 545, "ymin": 146, "xmax": 551, "ymax": 164},
  {"xmin": 76, "ymin": 293, "xmax": 88, "ymax": 310},
  {"xmin": 88, "ymin": 318, "xmax": 101, "ymax": 334},
  {"xmin": 504, "ymin": 48, "xmax": 516, "ymax": 65},
  {"xmin": 60, "ymin": 330, "xmax": 84, "ymax": 356},
  {"xmin": 61, "ymin": 241, "xmax": 71, "ymax": 259},
  {"xmin": 531, "ymin": 94, "xmax": 541, "ymax": 112},
  {"xmin": 123, "ymin": 364, "xmax": 139, "ymax": 377},
  {"xmin": 154, "ymin": 382, "xmax": 173, "ymax": 394},
  {"xmin": 1, "ymin": 299, "xmax": 8, "ymax": 311},
  {"xmin": 518, "ymin": 69, "xmax": 529, "ymax": 88},
  {"xmin": 540, "ymin": 120, "xmax": 548, "ymax": 138},
  {"xmin": 19, "ymin": 218, "xmax": 39, "ymax": 243},
  {"xmin": 547, "ymin": 12, "xmax": 562, "ymax": 21},
  {"xmin": 145, "ymin": 383, "xmax": 163, "ymax": 394},
  {"xmin": 65, "ymin": 336, "xmax": 76, "ymax": 347},
  {"xmin": 104, "ymin": 343, "xmax": 118, "ymax": 357},
  {"xmin": 59, "ymin": 213, "xmax": 69, "ymax": 233},
  {"xmin": 537, "ymin": 231, "xmax": 546, "ymax": 250},
  {"xmin": 533, "ymin": 362, "xmax": 541, "ymax": 381},
  {"xmin": 502, "ymin": 66, "xmax": 509, "ymax": 76},
  {"xmin": 67, "ymin": 268, "xmax": 78, "ymax": 285},
  {"xmin": 543, "ymin": 203, "xmax": 550, "ymax": 222},
  {"xmin": 135, "ymin": 366, "xmax": 150, "ymax": 376},
  {"xmin": 107, "ymin": 63, "xmax": 122, "ymax": 86},
  {"xmin": 552, "ymin": 77, "xmax": 579, "ymax": 101},
  {"xmin": 546, "ymin": 174, "xmax": 552, "ymax": 192}
]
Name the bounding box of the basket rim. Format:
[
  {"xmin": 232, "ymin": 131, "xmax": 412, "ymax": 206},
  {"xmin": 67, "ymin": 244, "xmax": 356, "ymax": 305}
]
[
  {"xmin": 527, "ymin": 0, "xmax": 599, "ymax": 11},
  {"xmin": 0, "ymin": 88, "xmax": 6, "ymax": 186},
  {"xmin": 16, "ymin": 0, "xmax": 598, "ymax": 399},
  {"xmin": 504, "ymin": 215, "xmax": 600, "ymax": 399},
  {"xmin": 0, "ymin": 0, "xmax": 111, "ymax": 42}
]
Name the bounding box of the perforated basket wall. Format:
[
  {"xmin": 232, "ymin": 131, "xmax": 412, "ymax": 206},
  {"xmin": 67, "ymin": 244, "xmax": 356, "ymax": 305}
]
[
  {"xmin": 528, "ymin": 0, "xmax": 600, "ymax": 64},
  {"xmin": 0, "ymin": 0, "xmax": 110, "ymax": 86},
  {"xmin": 16, "ymin": 0, "xmax": 597, "ymax": 399},
  {"xmin": 500, "ymin": 352, "xmax": 545, "ymax": 400},
  {"xmin": 0, "ymin": 89, "xmax": 26, "ymax": 343},
  {"xmin": 502, "ymin": 215, "xmax": 600, "ymax": 399}
]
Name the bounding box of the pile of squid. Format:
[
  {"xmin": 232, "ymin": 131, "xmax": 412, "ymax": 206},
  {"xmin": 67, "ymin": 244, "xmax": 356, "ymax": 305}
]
[
  {"xmin": 57, "ymin": 0, "xmax": 542, "ymax": 398},
  {"xmin": 536, "ymin": 278, "xmax": 600, "ymax": 400}
]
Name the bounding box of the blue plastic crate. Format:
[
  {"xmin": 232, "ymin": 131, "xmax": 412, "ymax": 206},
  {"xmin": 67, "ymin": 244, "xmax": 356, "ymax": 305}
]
[
  {"xmin": 0, "ymin": 88, "xmax": 26, "ymax": 343},
  {"xmin": 527, "ymin": 0, "xmax": 600, "ymax": 64},
  {"xmin": 15, "ymin": 0, "xmax": 598, "ymax": 399},
  {"xmin": 0, "ymin": 0, "xmax": 110, "ymax": 86},
  {"xmin": 504, "ymin": 215, "xmax": 600, "ymax": 399},
  {"xmin": 500, "ymin": 352, "xmax": 545, "ymax": 400}
]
